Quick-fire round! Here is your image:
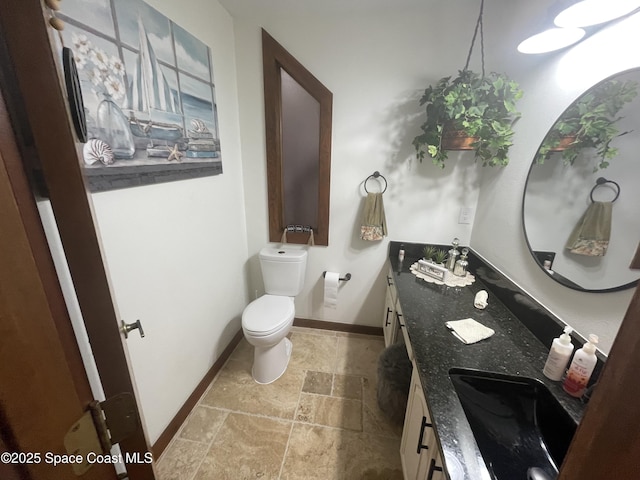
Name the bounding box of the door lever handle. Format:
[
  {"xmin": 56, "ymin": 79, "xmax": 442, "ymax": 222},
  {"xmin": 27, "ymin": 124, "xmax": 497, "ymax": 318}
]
[{"xmin": 121, "ymin": 319, "xmax": 145, "ymax": 339}]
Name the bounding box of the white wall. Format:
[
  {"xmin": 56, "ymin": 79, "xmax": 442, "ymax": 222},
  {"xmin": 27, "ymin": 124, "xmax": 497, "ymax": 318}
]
[
  {"xmin": 85, "ymin": 0, "xmax": 247, "ymax": 444},
  {"xmin": 230, "ymin": 1, "xmax": 546, "ymax": 327},
  {"xmin": 472, "ymin": 12, "xmax": 640, "ymax": 353}
]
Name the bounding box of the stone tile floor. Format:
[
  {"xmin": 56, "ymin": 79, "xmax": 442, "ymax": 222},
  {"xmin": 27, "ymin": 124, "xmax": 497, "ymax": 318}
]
[{"xmin": 156, "ymin": 327, "xmax": 404, "ymax": 480}]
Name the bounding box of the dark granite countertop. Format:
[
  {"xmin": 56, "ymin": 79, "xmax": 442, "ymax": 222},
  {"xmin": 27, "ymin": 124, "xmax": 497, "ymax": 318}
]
[{"xmin": 388, "ymin": 253, "xmax": 586, "ymax": 480}]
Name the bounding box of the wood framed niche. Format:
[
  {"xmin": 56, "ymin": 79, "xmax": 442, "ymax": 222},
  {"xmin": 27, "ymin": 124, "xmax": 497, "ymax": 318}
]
[{"xmin": 262, "ymin": 29, "xmax": 332, "ymax": 246}]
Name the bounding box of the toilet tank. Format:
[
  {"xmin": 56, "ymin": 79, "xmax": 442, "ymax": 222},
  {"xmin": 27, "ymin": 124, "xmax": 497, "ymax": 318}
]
[{"xmin": 259, "ymin": 247, "xmax": 308, "ymax": 296}]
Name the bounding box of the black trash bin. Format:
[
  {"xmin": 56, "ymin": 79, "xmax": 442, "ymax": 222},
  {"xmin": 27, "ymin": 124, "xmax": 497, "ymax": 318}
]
[{"xmin": 376, "ymin": 342, "xmax": 412, "ymax": 426}]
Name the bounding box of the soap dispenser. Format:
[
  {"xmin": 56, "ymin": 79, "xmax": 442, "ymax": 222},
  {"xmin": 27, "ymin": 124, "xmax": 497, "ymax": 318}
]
[
  {"xmin": 453, "ymin": 248, "xmax": 469, "ymax": 277},
  {"xmin": 445, "ymin": 237, "xmax": 460, "ymax": 271},
  {"xmin": 563, "ymin": 334, "xmax": 598, "ymax": 397},
  {"xmin": 542, "ymin": 326, "xmax": 574, "ymax": 381}
]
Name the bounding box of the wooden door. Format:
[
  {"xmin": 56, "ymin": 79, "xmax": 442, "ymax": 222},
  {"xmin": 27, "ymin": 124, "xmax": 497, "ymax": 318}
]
[
  {"xmin": 0, "ymin": 89, "xmax": 115, "ymax": 479},
  {"xmin": 0, "ymin": 1, "xmax": 155, "ymax": 478}
]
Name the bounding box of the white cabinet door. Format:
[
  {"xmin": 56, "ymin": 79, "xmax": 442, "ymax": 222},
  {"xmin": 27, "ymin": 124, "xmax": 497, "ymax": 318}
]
[
  {"xmin": 382, "ymin": 285, "xmax": 397, "ymax": 347},
  {"xmin": 395, "ymin": 299, "xmax": 414, "ymax": 361},
  {"xmin": 401, "ymin": 367, "xmax": 437, "ymax": 480},
  {"xmin": 382, "ymin": 266, "xmax": 399, "ymax": 347},
  {"xmin": 426, "ymin": 451, "xmax": 446, "ymax": 480}
]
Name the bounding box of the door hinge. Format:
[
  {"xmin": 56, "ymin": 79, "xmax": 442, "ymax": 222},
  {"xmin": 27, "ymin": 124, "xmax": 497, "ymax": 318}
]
[{"xmin": 63, "ymin": 392, "xmax": 139, "ymax": 476}]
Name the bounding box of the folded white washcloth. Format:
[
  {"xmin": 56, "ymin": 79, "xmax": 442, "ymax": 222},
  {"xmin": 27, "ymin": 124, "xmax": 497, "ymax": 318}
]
[{"xmin": 445, "ymin": 318, "xmax": 495, "ymax": 344}]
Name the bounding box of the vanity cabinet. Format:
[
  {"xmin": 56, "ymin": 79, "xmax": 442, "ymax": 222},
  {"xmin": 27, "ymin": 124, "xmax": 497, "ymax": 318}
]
[
  {"xmin": 383, "ymin": 264, "xmax": 414, "ymax": 359},
  {"xmin": 401, "ymin": 365, "xmax": 443, "ymax": 480},
  {"xmin": 383, "ymin": 266, "xmax": 399, "ymax": 346},
  {"xmin": 396, "ymin": 300, "xmax": 414, "ymax": 362},
  {"xmin": 427, "ymin": 452, "xmax": 446, "ymax": 480}
]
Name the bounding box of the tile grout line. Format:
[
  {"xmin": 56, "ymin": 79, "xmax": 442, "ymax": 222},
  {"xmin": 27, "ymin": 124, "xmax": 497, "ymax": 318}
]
[
  {"xmin": 361, "ymin": 376, "xmax": 366, "ymax": 436},
  {"xmin": 277, "ymin": 366, "xmax": 308, "ymax": 479},
  {"xmin": 330, "ymin": 371, "xmax": 336, "ymax": 397},
  {"xmin": 187, "ymin": 356, "xmax": 237, "ymax": 480},
  {"xmin": 170, "ymin": 339, "xmax": 245, "ymax": 480},
  {"xmin": 185, "ymin": 411, "xmax": 228, "ymax": 480}
]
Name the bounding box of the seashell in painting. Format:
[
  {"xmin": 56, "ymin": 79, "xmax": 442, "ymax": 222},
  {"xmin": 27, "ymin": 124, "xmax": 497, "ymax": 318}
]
[
  {"xmin": 190, "ymin": 118, "xmax": 210, "ymax": 133},
  {"xmin": 83, "ymin": 139, "xmax": 115, "ymax": 166}
]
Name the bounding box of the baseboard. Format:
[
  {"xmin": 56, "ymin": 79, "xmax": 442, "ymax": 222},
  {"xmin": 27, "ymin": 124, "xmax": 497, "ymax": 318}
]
[
  {"xmin": 293, "ymin": 317, "xmax": 383, "ymax": 336},
  {"xmin": 151, "ymin": 328, "xmax": 244, "ymax": 458}
]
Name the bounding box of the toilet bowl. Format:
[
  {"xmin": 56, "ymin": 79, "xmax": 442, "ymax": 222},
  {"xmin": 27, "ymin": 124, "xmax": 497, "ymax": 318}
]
[
  {"xmin": 242, "ymin": 295, "xmax": 295, "ymax": 384},
  {"xmin": 241, "ymin": 247, "xmax": 307, "ymax": 384}
]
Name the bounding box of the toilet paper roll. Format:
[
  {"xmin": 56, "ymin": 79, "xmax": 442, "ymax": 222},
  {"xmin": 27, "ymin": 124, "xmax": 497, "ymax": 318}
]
[{"xmin": 323, "ymin": 271, "xmax": 340, "ymax": 309}]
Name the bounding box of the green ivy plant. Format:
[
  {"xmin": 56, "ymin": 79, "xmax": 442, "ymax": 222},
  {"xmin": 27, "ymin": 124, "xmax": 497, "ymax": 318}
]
[
  {"xmin": 535, "ymin": 79, "xmax": 638, "ymax": 170},
  {"xmin": 413, "ymin": 69, "xmax": 523, "ymax": 168}
]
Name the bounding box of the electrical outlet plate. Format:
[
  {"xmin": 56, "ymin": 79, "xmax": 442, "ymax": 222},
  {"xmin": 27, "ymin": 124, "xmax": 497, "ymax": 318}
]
[{"xmin": 458, "ymin": 207, "xmax": 474, "ymax": 224}]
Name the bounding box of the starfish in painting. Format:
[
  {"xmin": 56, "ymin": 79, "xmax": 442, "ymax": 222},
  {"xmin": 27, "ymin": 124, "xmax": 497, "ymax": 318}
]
[{"xmin": 167, "ymin": 144, "xmax": 183, "ymax": 162}]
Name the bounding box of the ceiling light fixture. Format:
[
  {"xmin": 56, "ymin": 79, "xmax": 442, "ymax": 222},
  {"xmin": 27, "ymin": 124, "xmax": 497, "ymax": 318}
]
[
  {"xmin": 555, "ymin": 0, "xmax": 640, "ymax": 28},
  {"xmin": 517, "ymin": 27, "xmax": 585, "ymax": 54},
  {"xmin": 518, "ymin": 0, "xmax": 640, "ymax": 54}
]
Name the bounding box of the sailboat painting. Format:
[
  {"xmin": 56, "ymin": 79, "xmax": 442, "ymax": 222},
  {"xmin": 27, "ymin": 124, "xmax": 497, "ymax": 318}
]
[{"xmin": 59, "ymin": 0, "xmax": 222, "ymax": 191}]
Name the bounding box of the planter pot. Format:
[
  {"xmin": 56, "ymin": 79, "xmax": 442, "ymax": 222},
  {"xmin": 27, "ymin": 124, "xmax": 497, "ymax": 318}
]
[
  {"xmin": 442, "ymin": 126, "xmax": 478, "ymax": 151},
  {"xmin": 547, "ymin": 135, "xmax": 577, "ymax": 152}
]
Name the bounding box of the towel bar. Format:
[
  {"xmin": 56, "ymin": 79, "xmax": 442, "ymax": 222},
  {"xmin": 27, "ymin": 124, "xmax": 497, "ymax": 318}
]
[
  {"xmin": 590, "ymin": 177, "xmax": 620, "ymax": 203},
  {"xmin": 364, "ymin": 171, "xmax": 387, "ymax": 194},
  {"xmin": 322, "ymin": 271, "xmax": 352, "ymax": 282},
  {"xmin": 284, "ymin": 224, "xmax": 313, "ymax": 233}
]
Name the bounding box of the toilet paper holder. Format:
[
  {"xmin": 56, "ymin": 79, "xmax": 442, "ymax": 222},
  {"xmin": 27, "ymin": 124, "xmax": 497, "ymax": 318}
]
[{"xmin": 322, "ymin": 271, "xmax": 352, "ymax": 282}]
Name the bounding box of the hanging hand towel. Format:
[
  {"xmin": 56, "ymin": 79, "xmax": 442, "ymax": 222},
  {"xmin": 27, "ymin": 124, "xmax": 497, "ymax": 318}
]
[
  {"xmin": 445, "ymin": 318, "xmax": 495, "ymax": 345},
  {"xmin": 565, "ymin": 201, "xmax": 612, "ymax": 256},
  {"xmin": 360, "ymin": 192, "xmax": 387, "ymax": 241}
]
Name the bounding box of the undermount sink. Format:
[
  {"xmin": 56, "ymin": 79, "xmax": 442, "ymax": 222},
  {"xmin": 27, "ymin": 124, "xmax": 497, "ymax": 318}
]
[{"xmin": 449, "ymin": 368, "xmax": 577, "ymax": 480}]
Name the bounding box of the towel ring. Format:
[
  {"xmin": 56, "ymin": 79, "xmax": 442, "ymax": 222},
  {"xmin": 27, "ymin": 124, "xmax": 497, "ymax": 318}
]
[
  {"xmin": 364, "ymin": 171, "xmax": 387, "ymax": 194},
  {"xmin": 590, "ymin": 177, "xmax": 620, "ymax": 203}
]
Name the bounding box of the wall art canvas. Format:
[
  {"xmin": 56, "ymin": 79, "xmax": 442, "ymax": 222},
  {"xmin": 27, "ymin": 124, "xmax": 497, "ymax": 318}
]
[{"xmin": 59, "ymin": 0, "xmax": 222, "ymax": 191}]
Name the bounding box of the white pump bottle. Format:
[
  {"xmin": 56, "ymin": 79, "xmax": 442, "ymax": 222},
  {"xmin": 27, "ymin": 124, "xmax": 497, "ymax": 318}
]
[
  {"xmin": 563, "ymin": 334, "xmax": 599, "ymax": 398},
  {"xmin": 542, "ymin": 326, "xmax": 574, "ymax": 381}
]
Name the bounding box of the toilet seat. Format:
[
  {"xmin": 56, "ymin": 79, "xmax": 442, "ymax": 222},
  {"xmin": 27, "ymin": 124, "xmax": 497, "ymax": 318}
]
[{"xmin": 242, "ymin": 295, "xmax": 294, "ymax": 336}]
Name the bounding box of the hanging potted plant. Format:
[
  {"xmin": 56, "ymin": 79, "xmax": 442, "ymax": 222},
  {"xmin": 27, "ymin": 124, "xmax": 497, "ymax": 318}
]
[
  {"xmin": 535, "ymin": 78, "xmax": 638, "ymax": 170},
  {"xmin": 412, "ymin": 0, "xmax": 523, "ymax": 169}
]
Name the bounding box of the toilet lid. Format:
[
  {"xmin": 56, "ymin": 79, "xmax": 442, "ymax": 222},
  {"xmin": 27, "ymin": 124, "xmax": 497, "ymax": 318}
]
[{"xmin": 242, "ymin": 295, "xmax": 294, "ymax": 336}]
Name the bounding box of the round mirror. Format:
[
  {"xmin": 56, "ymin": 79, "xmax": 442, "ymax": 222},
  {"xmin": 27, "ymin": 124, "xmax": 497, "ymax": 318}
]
[{"xmin": 523, "ymin": 68, "xmax": 640, "ymax": 292}]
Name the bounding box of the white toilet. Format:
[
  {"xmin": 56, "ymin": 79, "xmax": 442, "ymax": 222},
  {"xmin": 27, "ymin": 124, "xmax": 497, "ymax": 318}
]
[{"xmin": 242, "ymin": 246, "xmax": 307, "ymax": 384}]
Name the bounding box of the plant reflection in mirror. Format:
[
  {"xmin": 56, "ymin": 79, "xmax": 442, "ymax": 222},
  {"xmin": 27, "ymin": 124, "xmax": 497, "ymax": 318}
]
[{"xmin": 536, "ymin": 79, "xmax": 638, "ymax": 171}]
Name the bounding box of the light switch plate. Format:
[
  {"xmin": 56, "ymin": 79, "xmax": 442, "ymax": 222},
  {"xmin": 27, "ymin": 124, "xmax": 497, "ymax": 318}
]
[{"xmin": 458, "ymin": 207, "xmax": 474, "ymax": 224}]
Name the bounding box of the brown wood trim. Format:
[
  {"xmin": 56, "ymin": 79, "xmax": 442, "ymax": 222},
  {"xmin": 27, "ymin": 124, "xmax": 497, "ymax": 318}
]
[
  {"xmin": 151, "ymin": 329, "xmax": 244, "ymax": 457},
  {"xmin": 0, "ymin": 104, "xmax": 114, "ymax": 480},
  {"xmin": 1, "ymin": 2, "xmax": 153, "ymax": 477},
  {"xmin": 262, "ymin": 29, "xmax": 332, "ymax": 246},
  {"xmin": 263, "ymin": 30, "xmax": 284, "ymax": 246},
  {"xmin": 558, "ymin": 283, "xmax": 640, "ymax": 479},
  {"xmin": 293, "ymin": 317, "xmax": 383, "ymax": 336},
  {"xmin": 0, "ymin": 51, "xmax": 93, "ymax": 407},
  {"xmin": 630, "ymin": 241, "xmax": 640, "ymax": 269}
]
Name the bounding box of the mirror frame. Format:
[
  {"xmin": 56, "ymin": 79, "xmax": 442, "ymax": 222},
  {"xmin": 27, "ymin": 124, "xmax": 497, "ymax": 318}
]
[
  {"xmin": 262, "ymin": 29, "xmax": 332, "ymax": 246},
  {"xmin": 521, "ymin": 69, "xmax": 640, "ymax": 293}
]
